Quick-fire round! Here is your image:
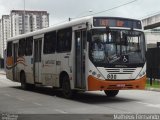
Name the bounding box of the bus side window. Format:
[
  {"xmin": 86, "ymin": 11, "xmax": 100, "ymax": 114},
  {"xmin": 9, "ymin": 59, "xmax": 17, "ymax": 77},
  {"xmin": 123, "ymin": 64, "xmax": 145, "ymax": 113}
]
[
  {"xmin": 57, "ymin": 27, "xmax": 72, "ymax": 52},
  {"xmin": 18, "ymin": 38, "xmax": 26, "ymax": 57},
  {"xmin": 7, "ymin": 42, "xmax": 13, "ymax": 57},
  {"xmin": 43, "ymin": 31, "xmax": 56, "ymax": 54},
  {"xmin": 25, "ymin": 37, "xmax": 33, "ymax": 56}
]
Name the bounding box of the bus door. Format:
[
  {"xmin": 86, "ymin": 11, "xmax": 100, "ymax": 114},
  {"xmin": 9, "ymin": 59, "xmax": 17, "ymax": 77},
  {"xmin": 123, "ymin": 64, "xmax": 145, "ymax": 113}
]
[
  {"xmin": 33, "ymin": 38, "xmax": 42, "ymax": 84},
  {"xmin": 75, "ymin": 29, "xmax": 86, "ymax": 89},
  {"xmin": 13, "ymin": 43, "xmax": 18, "ymax": 81}
]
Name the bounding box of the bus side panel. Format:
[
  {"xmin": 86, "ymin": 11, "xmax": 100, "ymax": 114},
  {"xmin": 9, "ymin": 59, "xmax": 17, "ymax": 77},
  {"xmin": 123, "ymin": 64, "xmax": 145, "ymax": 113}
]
[
  {"xmin": 56, "ymin": 52, "xmax": 73, "ymax": 88},
  {"xmin": 16, "ymin": 57, "xmax": 25, "ymax": 82},
  {"xmin": 24, "ymin": 56, "xmax": 34, "ymax": 84},
  {"xmin": 6, "ymin": 56, "xmax": 14, "ymax": 81},
  {"xmin": 41, "ymin": 54, "xmax": 56, "ymax": 86}
]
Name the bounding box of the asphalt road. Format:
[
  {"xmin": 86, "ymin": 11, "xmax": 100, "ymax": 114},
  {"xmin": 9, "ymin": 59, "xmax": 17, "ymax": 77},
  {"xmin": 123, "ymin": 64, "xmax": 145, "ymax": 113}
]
[{"xmin": 0, "ymin": 74, "xmax": 160, "ymax": 119}]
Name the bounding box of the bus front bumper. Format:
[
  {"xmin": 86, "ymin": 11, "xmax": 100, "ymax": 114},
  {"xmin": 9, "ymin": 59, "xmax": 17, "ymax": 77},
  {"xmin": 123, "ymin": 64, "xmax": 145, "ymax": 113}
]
[{"xmin": 88, "ymin": 75, "xmax": 146, "ymax": 91}]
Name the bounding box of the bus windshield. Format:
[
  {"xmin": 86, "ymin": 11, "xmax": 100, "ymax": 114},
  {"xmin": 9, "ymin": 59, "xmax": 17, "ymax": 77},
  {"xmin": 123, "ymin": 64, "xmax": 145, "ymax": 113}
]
[{"xmin": 89, "ymin": 29, "xmax": 146, "ymax": 67}]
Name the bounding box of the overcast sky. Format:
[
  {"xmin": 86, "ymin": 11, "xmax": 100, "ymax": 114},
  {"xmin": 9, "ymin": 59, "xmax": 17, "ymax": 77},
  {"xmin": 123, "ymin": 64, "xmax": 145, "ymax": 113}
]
[{"xmin": 0, "ymin": 0, "xmax": 160, "ymax": 26}]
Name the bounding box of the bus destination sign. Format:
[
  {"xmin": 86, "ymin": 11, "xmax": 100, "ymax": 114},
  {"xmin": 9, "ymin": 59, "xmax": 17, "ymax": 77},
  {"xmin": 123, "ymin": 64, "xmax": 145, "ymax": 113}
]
[{"xmin": 93, "ymin": 17, "xmax": 142, "ymax": 29}]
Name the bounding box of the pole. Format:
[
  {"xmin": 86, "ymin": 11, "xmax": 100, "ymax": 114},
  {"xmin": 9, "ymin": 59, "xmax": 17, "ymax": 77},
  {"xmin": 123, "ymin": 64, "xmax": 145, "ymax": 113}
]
[{"xmin": 23, "ymin": 0, "xmax": 25, "ymax": 34}]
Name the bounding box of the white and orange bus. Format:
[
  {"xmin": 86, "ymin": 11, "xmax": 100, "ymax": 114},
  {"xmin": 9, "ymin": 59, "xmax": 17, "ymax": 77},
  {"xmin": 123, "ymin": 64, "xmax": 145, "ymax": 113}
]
[{"xmin": 6, "ymin": 16, "xmax": 146, "ymax": 98}]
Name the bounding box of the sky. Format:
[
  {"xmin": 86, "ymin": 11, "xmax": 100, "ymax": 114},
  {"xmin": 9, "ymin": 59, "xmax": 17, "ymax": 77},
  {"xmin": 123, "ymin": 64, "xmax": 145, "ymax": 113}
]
[{"xmin": 0, "ymin": 0, "xmax": 160, "ymax": 26}]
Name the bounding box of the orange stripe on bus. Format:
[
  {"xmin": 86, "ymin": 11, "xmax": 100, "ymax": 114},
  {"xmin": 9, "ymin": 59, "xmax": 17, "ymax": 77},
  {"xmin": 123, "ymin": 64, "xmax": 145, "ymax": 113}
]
[
  {"xmin": 88, "ymin": 75, "xmax": 146, "ymax": 91},
  {"xmin": 17, "ymin": 61, "xmax": 27, "ymax": 66},
  {"xmin": 17, "ymin": 57, "xmax": 25, "ymax": 61}
]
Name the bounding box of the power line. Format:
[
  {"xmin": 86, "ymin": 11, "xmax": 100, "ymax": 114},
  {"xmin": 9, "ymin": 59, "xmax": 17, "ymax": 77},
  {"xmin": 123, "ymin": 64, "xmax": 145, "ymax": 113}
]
[
  {"xmin": 52, "ymin": 0, "xmax": 138, "ymax": 26},
  {"xmin": 74, "ymin": 0, "xmax": 138, "ymax": 18}
]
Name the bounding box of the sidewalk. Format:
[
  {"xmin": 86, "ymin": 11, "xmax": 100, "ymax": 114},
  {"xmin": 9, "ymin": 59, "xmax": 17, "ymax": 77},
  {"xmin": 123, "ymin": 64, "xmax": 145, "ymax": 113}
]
[
  {"xmin": 0, "ymin": 69, "xmax": 6, "ymax": 75},
  {"xmin": 146, "ymin": 87, "xmax": 160, "ymax": 92},
  {"xmin": 146, "ymin": 79, "xmax": 160, "ymax": 92}
]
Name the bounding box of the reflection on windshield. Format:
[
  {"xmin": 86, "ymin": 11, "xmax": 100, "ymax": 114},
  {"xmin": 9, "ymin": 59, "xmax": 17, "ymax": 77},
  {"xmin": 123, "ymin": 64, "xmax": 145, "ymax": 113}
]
[{"xmin": 90, "ymin": 29, "xmax": 146, "ymax": 66}]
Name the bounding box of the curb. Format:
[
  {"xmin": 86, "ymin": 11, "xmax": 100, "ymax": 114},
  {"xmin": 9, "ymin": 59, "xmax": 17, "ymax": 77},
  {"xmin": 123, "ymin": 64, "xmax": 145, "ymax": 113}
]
[
  {"xmin": 146, "ymin": 88, "xmax": 160, "ymax": 92},
  {"xmin": 0, "ymin": 73, "xmax": 6, "ymax": 75}
]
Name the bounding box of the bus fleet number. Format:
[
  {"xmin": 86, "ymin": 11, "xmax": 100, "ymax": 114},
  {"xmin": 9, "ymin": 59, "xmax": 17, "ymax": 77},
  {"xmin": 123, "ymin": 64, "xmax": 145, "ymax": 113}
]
[{"xmin": 107, "ymin": 74, "xmax": 117, "ymax": 80}]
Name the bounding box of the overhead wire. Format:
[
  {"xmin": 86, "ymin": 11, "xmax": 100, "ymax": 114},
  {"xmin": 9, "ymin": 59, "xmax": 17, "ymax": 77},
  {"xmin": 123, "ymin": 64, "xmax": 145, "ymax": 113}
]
[
  {"xmin": 51, "ymin": 0, "xmax": 138, "ymax": 26},
  {"xmin": 74, "ymin": 0, "xmax": 138, "ymax": 18}
]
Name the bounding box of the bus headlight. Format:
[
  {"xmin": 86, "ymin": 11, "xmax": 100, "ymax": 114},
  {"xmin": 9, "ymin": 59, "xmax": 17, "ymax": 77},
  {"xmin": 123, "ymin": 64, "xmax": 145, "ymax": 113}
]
[
  {"xmin": 138, "ymin": 71, "xmax": 146, "ymax": 78},
  {"xmin": 97, "ymin": 74, "xmax": 101, "ymax": 78},
  {"xmin": 92, "ymin": 71, "xmax": 101, "ymax": 78},
  {"xmin": 92, "ymin": 71, "xmax": 97, "ymax": 76},
  {"xmin": 137, "ymin": 64, "xmax": 146, "ymax": 79}
]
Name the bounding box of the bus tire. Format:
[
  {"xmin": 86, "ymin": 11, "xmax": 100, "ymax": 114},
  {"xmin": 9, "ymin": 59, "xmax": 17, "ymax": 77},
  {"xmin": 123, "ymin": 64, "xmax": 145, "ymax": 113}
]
[
  {"xmin": 62, "ymin": 75, "xmax": 74, "ymax": 99},
  {"xmin": 104, "ymin": 90, "xmax": 119, "ymax": 97},
  {"xmin": 20, "ymin": 72, "xmax": 34, "ymax": 90},
  {"xmin": 20, "ymin": 72, "xmax": 27, "ymax": 90}
]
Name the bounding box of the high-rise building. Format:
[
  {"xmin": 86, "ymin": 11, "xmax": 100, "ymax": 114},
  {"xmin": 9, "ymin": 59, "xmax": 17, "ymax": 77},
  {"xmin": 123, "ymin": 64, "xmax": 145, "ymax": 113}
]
[
  {"xmin": 0, "ymin": 15, "xmax": 11, "ymax": 58},
  {"xmin": 0, "ymin": 10, "xmax": 49, "ymax": 58},
  {"xmin": 10, "ymin": 10, "xmax": 49, "ymax": 37},
  {"xmin": 0, "ymin": 19, "xmax": 2, "ymax": 58}
]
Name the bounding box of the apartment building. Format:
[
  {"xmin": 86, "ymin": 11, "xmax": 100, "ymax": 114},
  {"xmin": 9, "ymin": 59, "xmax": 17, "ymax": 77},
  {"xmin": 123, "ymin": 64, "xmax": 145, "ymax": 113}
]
[
  {"xmin": 0, "ymin": 10, "xmax": 49, "ymax": 58},
  {"xmin": 10, "ymin": 10, "xmax": 49, "ymax": 37},
  {"xmin": 0, "ymin": 15, "xmax": 11, "ymax": 58}
]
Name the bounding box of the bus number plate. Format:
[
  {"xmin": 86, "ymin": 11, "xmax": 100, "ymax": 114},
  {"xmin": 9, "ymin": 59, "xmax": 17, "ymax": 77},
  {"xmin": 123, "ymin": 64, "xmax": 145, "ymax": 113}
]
[{"xmin": 107, "ymin": 74, "xmax": 117, "ymax": 80}]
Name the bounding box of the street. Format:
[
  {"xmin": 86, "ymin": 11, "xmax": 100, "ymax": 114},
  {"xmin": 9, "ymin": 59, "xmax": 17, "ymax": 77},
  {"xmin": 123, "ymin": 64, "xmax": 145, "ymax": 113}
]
[{"xmin": 0, "ymin": 74, "xmax": 160, "ymax": 115}]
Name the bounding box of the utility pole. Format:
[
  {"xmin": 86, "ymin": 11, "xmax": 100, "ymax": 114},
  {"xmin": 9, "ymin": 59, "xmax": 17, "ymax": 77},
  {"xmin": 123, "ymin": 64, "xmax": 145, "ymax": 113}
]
[{"xmin": 23, "ymin": 0, "xmax": 26, "ymax": 34}]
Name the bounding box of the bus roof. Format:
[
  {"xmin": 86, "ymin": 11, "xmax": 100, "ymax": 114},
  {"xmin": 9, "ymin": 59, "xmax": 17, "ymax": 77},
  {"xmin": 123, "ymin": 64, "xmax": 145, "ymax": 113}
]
[
  {"xmin": 7, "ymin": 16, "xmax": 142, "ymax": 42},
  {"xmin": 7, "ymin": 16, "xmax": 92, "ymax": 42}
]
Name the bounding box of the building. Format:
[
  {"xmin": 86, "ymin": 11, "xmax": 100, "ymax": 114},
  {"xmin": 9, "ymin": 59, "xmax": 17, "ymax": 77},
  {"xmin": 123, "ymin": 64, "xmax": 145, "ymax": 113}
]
[
  {"xmin": 142, "ymin": 14, "xmax": 160, "ymax": 48},
  {"xmin": 0, "ymin": 10, "xmax": 49, "ymax": 58},
  {"xmin": 0, "ymin": 15, "xmax": 11, "ymax": 58},
  {"xmin": 144, "ymin": 30, "xmax": 160, "ymax": 48},
  {"xmin": 0, "ymin": 19, "xmax": 2, "ymax": 58},
  {"xmin": 10, "ymin": 10, "xmax": 49, "ymax": 37},
  {"xmin": 142, "ymin": 13, "xmax": 160, "ymax": 30}
]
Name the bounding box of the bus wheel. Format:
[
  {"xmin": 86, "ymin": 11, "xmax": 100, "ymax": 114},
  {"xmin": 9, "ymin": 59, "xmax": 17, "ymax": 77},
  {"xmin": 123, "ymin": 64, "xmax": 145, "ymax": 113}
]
[
  {"xmin": 62, "ymin": 75, "xmax": 73, "ymax": 99},
  {"xmin": 20, "ymin": 72, "xmax": 34, "ymax": 90},
  {"xmin": 104, "ymin": 90, "xmax": 119, "ymax": 97},
  {"xmin": 20, "ymin": 72, "xmax": 27, "ymax": 90}
]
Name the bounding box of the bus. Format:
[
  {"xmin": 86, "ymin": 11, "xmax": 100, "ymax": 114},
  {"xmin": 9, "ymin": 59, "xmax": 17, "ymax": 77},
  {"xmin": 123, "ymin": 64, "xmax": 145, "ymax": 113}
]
[{"xmin": 6, "ymin": 16, "xmax": 146, "ymax": 98}]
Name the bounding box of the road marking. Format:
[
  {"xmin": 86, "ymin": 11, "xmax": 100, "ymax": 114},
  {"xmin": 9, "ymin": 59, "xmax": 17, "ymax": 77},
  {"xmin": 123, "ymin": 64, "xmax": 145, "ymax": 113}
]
[
  {"xmin": 4, "ymin": 94, "xmax": 11, "ymax": 97},
  {"xmin": 33, "ymin": 102, "xmax": 43, "ymax": 106},
  {"xmin": 55, "ymin": 109, "xmax": 68, "ymax": 114},
  {"xmin": 137, "ymin": 102, "xmax": 160, "ymax": 108}
]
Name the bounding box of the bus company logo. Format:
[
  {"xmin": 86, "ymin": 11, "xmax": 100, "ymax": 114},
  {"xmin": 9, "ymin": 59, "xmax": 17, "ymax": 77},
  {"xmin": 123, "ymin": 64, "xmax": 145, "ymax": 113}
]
[
  {"xmin": 45, "ymin": 60, "xmax": 55, "ymax": 65},
  {"xmin": 115, "ymin": 65, "xmax": 127, "ymax": 68}
]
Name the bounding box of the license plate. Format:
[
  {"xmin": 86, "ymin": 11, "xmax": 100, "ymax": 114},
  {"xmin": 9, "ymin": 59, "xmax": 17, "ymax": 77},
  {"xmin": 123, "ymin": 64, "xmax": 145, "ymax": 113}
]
[{"xmin": 117, "ymin": 84, "xmax": 125, "ymax": 87}]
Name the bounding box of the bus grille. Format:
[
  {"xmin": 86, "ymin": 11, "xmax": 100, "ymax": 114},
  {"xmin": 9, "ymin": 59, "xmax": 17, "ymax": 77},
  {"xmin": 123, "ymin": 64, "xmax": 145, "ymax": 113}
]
[{"xmin": 105, "ymin": 68, "xmax": 136, "ymax": 74}]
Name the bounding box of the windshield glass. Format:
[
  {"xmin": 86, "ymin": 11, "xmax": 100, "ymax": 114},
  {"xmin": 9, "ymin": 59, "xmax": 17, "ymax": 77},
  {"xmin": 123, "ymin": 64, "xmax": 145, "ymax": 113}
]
[{"xmin": 89, "ymin": 29, "xmax": 146, "ymax": 67}]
